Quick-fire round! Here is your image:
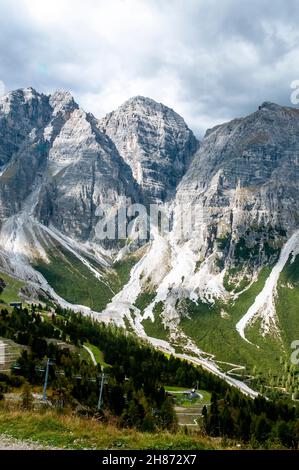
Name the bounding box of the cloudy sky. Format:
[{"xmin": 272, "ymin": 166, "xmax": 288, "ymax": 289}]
[{"xmin": 1, "ymin": 0, "xmax": 299, "ymax": 135}]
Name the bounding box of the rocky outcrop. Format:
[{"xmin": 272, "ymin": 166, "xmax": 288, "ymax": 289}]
[
  {"xmin": 176, "ymin": 102, "xmax": 299, "ymax": 266},
  {"xmin": 0, "ymin": 89, "xmax": 198, "ymax": 243},
  {"xmin": 37, "ymin": 108, "xmax": 139, "ymax": 241},
  {"xmin": 99, "ymin": 96, "xmax": 198, "ymax": 202},
  {"xmin": 0, "ymin": 88, "xmax": 52, "ymax": 219},
  {"xmin": 0, "ymin": 88, "xmax": 140, "ymax": 242}
]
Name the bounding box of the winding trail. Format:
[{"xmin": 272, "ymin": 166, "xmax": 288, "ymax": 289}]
[{"xmin": 174, "ymin": 353, "xmax": 258, "ymax": 399}]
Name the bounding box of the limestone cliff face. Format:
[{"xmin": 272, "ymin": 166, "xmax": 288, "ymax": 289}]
[
  {"xmin": 176, "ymin": 102, "xmax": 299, "ymax": 267},
  {"xmin": 0, "ymin": 90, "xmax": 197, "ymax": 243},
  {"xmin": 99, "ymin": 96, "xmax": 199, "ymax": 202},
  {"xmin": 0, "ymin": 88, "xmax": 52, "ymax": 219},
  {"xmin": 0, "ymin": 88, "xmax": 139, "ymax": 242},
  {"xmin": 36, "ymin": 108, "xmax": 139, "ymax": 241}
]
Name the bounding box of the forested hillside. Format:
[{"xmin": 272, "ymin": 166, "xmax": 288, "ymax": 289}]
[{"xmin": 0, "ymin": 304, "xmax": 298, "ymax": 448}]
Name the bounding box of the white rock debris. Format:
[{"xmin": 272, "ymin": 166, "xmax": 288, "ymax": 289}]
[{"xmin": 236, "ymin": 229, "xmax": 299, "ymax": 343}]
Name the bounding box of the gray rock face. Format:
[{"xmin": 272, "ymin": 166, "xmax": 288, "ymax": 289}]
[
  {"xmin": 0, "ymin": 89, "xmax": 198, "ymax": 244},
  {"xmin": 99, "ymin": 96, "xmax": 199, "ymax": 202},
  {"xmin": 0, "ymin": 88, "xmax": 139, "ymax": 242},
  {"xmin": 0, "ymin": 88, "xmax": 80, "ymax": 220},
  {"xmin": 0, "ymin": 88, "xmax": 52, "ymax": 219},
  {"xmin": 37, "ymin": 109, "xmax": 139, "ymax": 241},
  {"xmin": 177, "ymin": 101, "xmax": 299, "ymax": 265},
  {"xmin": 1, "ymin": 88, "xmax": 298, "ymax": 272}
]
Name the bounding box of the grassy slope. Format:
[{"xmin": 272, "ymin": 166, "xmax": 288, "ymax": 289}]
[
  {"xmin": 165, "ymin": 386, "xmax": 211, "ymax": 404},
  {"xmin": 134, "ymin": 292, "xmax": 171, "ymax": 340},
  {"xmin": 0, "ymin": 409, "xmax": 219, "ymax": 450},
  {"xmin": 142, "ymin": 302, "xmax": 170, "ymax": 341},
  {"xmin": 164, "ymin": 386, "xmax": 192, "ymax": 392},
  {"xmin": 84, "ymin": 342, "xmax": 110, "ymax": 368},
  {"xmin": 134, "ymin": 292, "xmax": 156, "ymax": 312},
  {"xmin": 0, "ymin": 271, "xmax": 24, "ymax": 304},
  {"xmin": 34, "ymin": 245, "xmax": 112, "ymax": 311},
  {"xmin": 111, "ymin": 253, "xmax": 142, "ymax": 291},
  {"xmin": 276, "ymin": 254, "xmax": 299, "ymax": 352},
  {"xmin": 180, "ymin": 268, "xmax": 284, "ymax": 376},
  {"xmin": 33, "ymin": 241, "xmax": 142, "ymax": 312}
]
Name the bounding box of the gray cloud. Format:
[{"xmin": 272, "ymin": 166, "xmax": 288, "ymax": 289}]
[{"xmin": 1, "ymin": 0, "xmax": 299, "ymax": 135}]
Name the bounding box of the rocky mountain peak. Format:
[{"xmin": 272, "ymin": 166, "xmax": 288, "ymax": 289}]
[
  {"xmin": 117, "ymin": 95, "xmax": 177, "ymax": 116},
  {"xmin": 122, "ymin": 95, "xmax": 158, "ymax": 107},
  {"xmin": 99, "ymin": 96, "xmax": 199, "ymax": 201},
  {"xmin": 49, "ymin": 90, "xmax": 78, "ymax": 116},
  {"xmin": 0, "ymin": 87, "xmax": 44, "ymax": 114},
  {"xmin": 258, "ymin": 101, "xmax": 282, "ymax": 112},
  {"xmin": 22, "ymin": 86, "xmax": 40, "ymax": 101}
]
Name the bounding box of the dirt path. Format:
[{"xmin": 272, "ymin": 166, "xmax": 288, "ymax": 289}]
[{"xmin": 0, "ymin": 435, "xmax": 52, "ymax": 450}]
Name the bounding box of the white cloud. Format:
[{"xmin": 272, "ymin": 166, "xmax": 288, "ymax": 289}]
[{"xmin": 1, "ymin": 0, "xmax": 299, "ymax": 135}]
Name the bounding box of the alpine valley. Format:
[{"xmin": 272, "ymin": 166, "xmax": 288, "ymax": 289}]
[{"xmin": 1, "ymin": 87, "xmax": 299, "ymax": 398}]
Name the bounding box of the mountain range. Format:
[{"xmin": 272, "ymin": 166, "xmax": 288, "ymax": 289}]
[{"xmin": 1, "ymin": 87, "xmax": 299, "ymax": 396}]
